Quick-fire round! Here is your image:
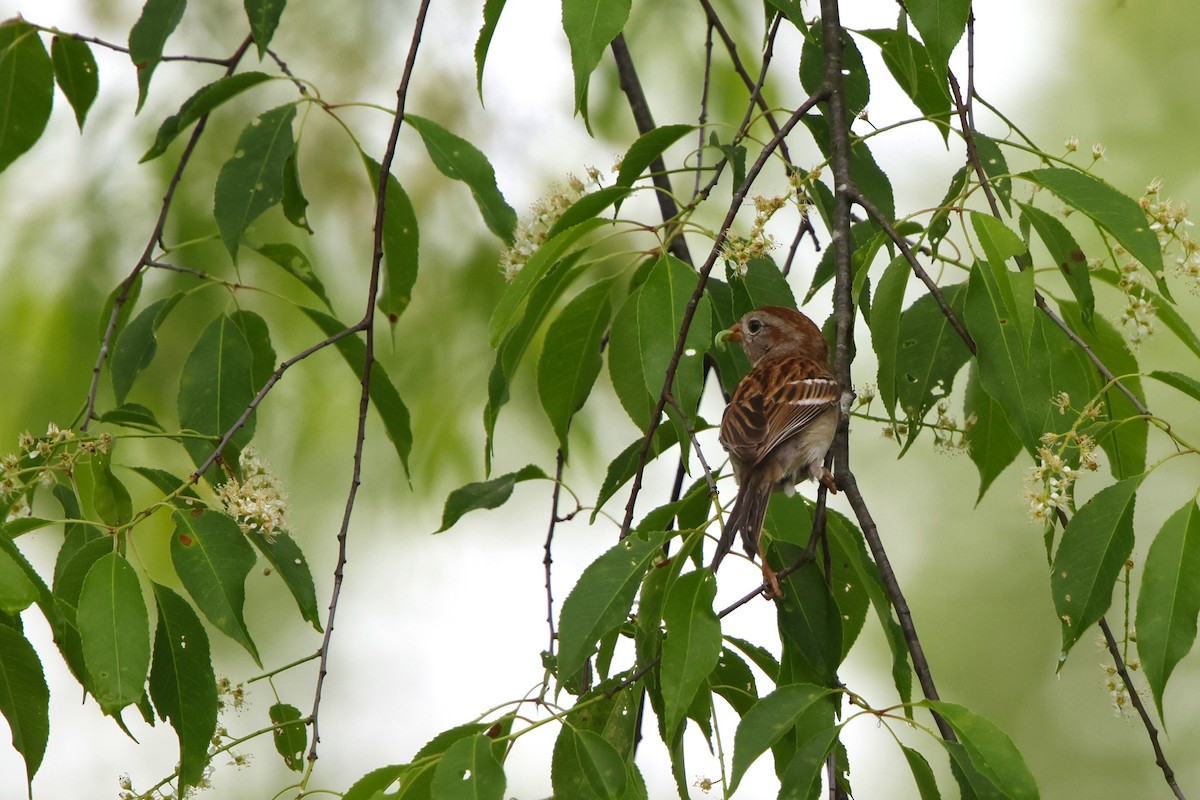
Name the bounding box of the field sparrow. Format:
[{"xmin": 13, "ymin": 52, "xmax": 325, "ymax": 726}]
[{"xmin": 711, "ymin": 306, "xmax": 841, "ymax": 586}]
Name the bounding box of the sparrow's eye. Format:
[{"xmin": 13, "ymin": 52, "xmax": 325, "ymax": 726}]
[{"xmin": 746, "ymin": 318, "xmax": 764, "ymax": 334}]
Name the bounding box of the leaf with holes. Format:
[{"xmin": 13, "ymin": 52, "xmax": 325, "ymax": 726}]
[
  {"xmin": 364, "ymin": 154, "xmax": 419, "ymax": 324},
  {"xmin": 894, "ymin": 283, "xmax": 971, "ymax": 453},
  {"xmin": 141, "ymin": 72, "xmax": 272, "ymax": 161},
  {"xmin": 51, "ymin": 35, "xmax": 98, "ymax": 130},
  {"xmin": 0, "ymin": 21, "xmax": 54, "ymax": 175},
  {"xmin": 430, "ymin": 734, "xmax": 506, "ymax": 800},
  {"xmin": 214, "ymin": 103, "xmax": 297, "ymax": 258}
]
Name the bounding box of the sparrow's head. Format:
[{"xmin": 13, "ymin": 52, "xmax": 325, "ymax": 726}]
[{"xmin": 723, "ymin": 306, "xmax": 828, "ymax": 365}]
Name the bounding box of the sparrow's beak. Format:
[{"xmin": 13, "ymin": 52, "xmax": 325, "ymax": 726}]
[{"xmin": 713, "ymin": 322, "xmax": 743, "ymax": 350}]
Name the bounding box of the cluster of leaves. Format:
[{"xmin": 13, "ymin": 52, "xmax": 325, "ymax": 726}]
[{"xmin": 1, "ymin": 0, "xmax": 1199, "ymax": 799}]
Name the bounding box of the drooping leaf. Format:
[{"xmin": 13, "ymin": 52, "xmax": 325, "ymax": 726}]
[
  {"xmin": 635, "ymin": 254, "xmax": 709, "ymax": 418},
  {"xmin": 708, "ymin": 647, "xmax": 759, "ymax": 717},
  {"xmin": 436, "ymin": 464, "xmax": 547, "ymax": 532},
  {"xmin": 178, "ymin": 314, "xmax": 256, "ymax": 474},
  {"xmin": 246, "ymin": 531, "xmax": 321, "ymax": 630},
  {"xmin": 1018, "ymin": 200, "xmax": 1094, "ymax": 326},
  {"xmin": 614, "ymin": 123, "xmax": 695, "ymax": 190},
  {"xmin": 405, "ymin": 114, "xmax": 516, "ymax": 243},
  {"xmin": 1149, "ymin": 370, "xmax": 1200, "ymax": 404},
  {"xmin": 1022, "ymin": 168, "xmax": 1163, "ymax": 275},
  {"xmin": 140, "ymin": 72, "xmax": 273, "ymax": 161},
  {"xmin": 1136, "ymin": 499, "xmax": 1200, "ymax": 721},
  {"xmin": 802, "ymin": 114, "xmax": 895, "ymax": 221},
  {"xmin": 111, "ymin": 292, "xmax": 185, "ymax": 404},
  {"xmin": 561, "ymin": 0, "xmax": 631, "ymax": 124},
  {"xmin": 89, "ymin": 449, "xmax": 133, "ymax": 528},
  {"xmin": 253, "ymin": 242, "xmax": 332, "ymax": 309},
  {"xmin": 269, "ymin": 702, "xmax": 307, "ymax": 772},
  {"xmin": 474, "ymin": 0, "xmax": 507, "ymax": 98},
  {"xmin": 773, "ymin": 558, "xmax": 843, "ymax": 687},
  {"xmin": 214, "ymin": 103, "xmax": 297, "ymax": 258},
  {"xmin": 901, "ymin": 744, "xmax": 943, "ymax": 800},
  {"xmin": 537, "ymin": 278, "xmax": 614, "ymax": 456},
  {"xmin": 800, "ymin": 26, "xmax": 870, "ymax": 116},
  {"xmin": 0, "ymin": 21, "xmax": 54, "ymax": 175},
  {"xmin": 859, "ymin": 27, "xmax": 951, "ymax": 138},
  {"xmin": 301, "ymin": 308, "xmax": 412, "ymax": 477},
  {"xmin": 963, "ymin": 362, "xmax": 1021, "ymax": 502},
  {"xmin": 430, "ymin": 734, "xmax": 506, "ymax": 800},
  {"xmin": 148, "ymin": 583, "xmax": 217, "ymax": 790},
  {"xmin": 50, "ymin": 35, "xmax": 98, "ymax": 130},
  {"xmin": 170, "ymin": 509, "xmax": 261, "ymax": 665},
  {"xmin": 660, "ymin": 569, "xmax": 721, "ymax": 742},
  {"xmin": 1052, "ymin": 476, "xmax": 1142, "ymax": 659},
  {"xmin": 591, "ymin": 425, "xmax": 679, "ymax": 523},
  {"xmin": 970, "ymin": 211, "xmax": 1033, "ymax": 351},
  {"xmin": 905, "ymin": 0, "xmax": 970, "ymax": 87},
  {"xmin": 77, "ymin": 552, "xmax": 151, "ymax": 714},
  {"xmin": 557, "ymin": 531, "xmax": 665, "ymax": 683},
  {"xmin": 729, "ymin": 683, "xmax": 833, "ymax": 793},
  {"xmin": 778, "ymin": 725, "xmax": 842, "ymax": 800},
  {"xmin": 128, "ymin": 0, "xmax": 187, "ymax": 111},
  {"xmin": 973, "ymin": 133, "xmax": 1013, "ymax": 213},
  {"xmin": 572, "ymin": 729, "xmax": 628, "ymax": 800},
  {"xmin": 868, "ymin": 255, "xmax": 908, "ymax": 420},
  {"xmin": 363, "ymin": 154, "xmax": 420, "ymax": 324},
  {"xmin": 550, "ymin": 690, "xmax": 641, "ymax": 800},
  {"xmin": 0, "ymin": 625, "xmax": 48, "ymax": 788},
  {"xmin": 0, "ymin": 546, "xmax": 37, "ymax": 615},
  {"xmin": 280, "ymin": 151, "xmax": 311, "ymax": 232},
  {"xmin": 244, "ymin": 0, "xmax": 286, "ymax": 58},
  {"xmin": 924, "ymin": 700, "xmax": 1040, "ymax": 800}
]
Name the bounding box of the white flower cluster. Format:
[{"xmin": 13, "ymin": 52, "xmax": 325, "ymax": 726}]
[
  {"xmin": 1021, "ymin": 425, "xmax": 1100, "ymax": 525},
  {"xmin": 217, "ymin": 447, "xmax": 288, "ymax": 540},
  {"xmin": 1142, "ymin": 179, "xmax": 1200, "ymax": 294},
  {"xmin": 720, "ymin": 194, "xmax": 787, "ymax": 276},
  {"xmin": 499, "ymin": 167, "xmax": 603, "ymax": 281}
]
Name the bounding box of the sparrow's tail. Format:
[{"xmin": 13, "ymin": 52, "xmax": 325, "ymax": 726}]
[{"xmin": 711, "ymin": 477, "xmax": 771, "ymax": 572}]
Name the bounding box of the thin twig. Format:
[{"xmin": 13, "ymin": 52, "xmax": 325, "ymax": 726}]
[
  {"xmin": 81, "ymin": 35, "xmax": 254, "ymax": 431},
  {"xmin": 1098, "ymin": 617, "xmax": 1187, "ymax": 800},
  {"xmin": 818, "ymin": 0, "xmax": 957, "ymax": 744},
  {"xmin": 544, "ymin": 451, "xmax": 566, "ymax": 654},
  {"xmin": 306, "ymin": 0, "xmax": 433, "ymax": 762}
]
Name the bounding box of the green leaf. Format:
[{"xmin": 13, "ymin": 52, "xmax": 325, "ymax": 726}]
[
  {"xmin": 405, "ymin": 114, "xmax": 516, "ymax": 244},
  {"xmin": 591, "ymin": 426, "xmax": 679, "ymax": 522},
  {"xmin": 89, "ymin": 450, "xmax": 133, "ymax": 527},
  {"xmin": 894, "ymin": 283, "xmax": 972, "ymax": 452},
  {"xmin": 729, "ymin": 683, "xmax": 832, "ymax": 793},
  {"xmin": 1136, "ymin": 499, "xmax": 1200, "ymax": 722},
  {"xmin": 1052, "ymin": 475, "xmax": 1142, "ymax": 658},
  {"xmin": 708, "ymin": 648, "xmax": 759, "ymax": 717},
  {"xmin": 607, "ymin": 281, "xmax": 654, "ymax": 431},
  {"xmin": 0, "ymin": 546, "xmax": 37, "ymax": 615},
  {"xmin": 474, "ymin": 0, "xmax": 507, "ymax": 98},
  {"xmin": 111, "ymin": 293, "xmax": 184, "ymax": 404},
  {"xmin": 905, "ymin": 0, "xmax": 970, "ymax": 86},
  {"xmin": 178, "ymin": 314, "xmax": 256, "ymax": 473},
  {"xmin": 974, "ymin": 134, "xmax": 1013, "ymax": 214},
  {"xmin": 244, "ymin": 0, "xmax": 286, "ymax": 58},
  {"xmin": 281, "ymin": 151, "xmax": 311, "ymax": 232},
  {"xmin": 269, "ymin": 702, "xmax": 307, "ymax": 772},
  {"xmin": 214, "ymin": 103, "xmax": 297, "ymax": 258},
  {"xmin": 778, "ymin": 725, "xmax": 841, "ymax": 800},
  {"xmin": 660, "ymin": 569, "xmax": 721, "ymax": 742},
  {"xmin": 868, "ymin": 255, "xmax": 908, "ymax": 419},
  {"xmin": 800, "ymin": 27, "xmax": 869, "ymax": 116},
  {"xmin": 1022, "ymin": 168, "xmax": 1162, "ymax": 275},
  {"xmin": 302, "ymin": 308, "xmax": 413, "ymax": 478},
  {"xmin": 727, "ymin": 257, "xmax": 798, "ymax": 318},
  {"xmin": 859, "ymin": 28, "xmax": 951, "ymax": 138},
  {"xmin": 970, "ymin": 211, "xmax": 1033, "ymax": 350},
  {"xmin": 0, "ymin": 625, "xmax": 48, "ymax": 787},
  {"xmin": 773, "ymin": 559, "xmax": 843, "ymax": 686},
  {"xmin": 343, "ymin": 763, "xmax": 408, "ymax": 800},
  {"xmin": 557, "ymin": 531, "xmax": 665, "ymax": 683},
  {"xmin": 77, "ymin": 553, "xmax": 151, "ymax": 714},
  {"xmin": 573, "ymin": 729, "xmax": 628, "ymax": 800},
  {"xmin": 1149, "ymin": 370, "xmax": 1200, "ymax": 404},
  {"xmin": 0, "ymin": 21, "xmax": 54, "ymax": 175},
  {"xmin": 925, "ymin": 700, "xmax": 1040, "ymax": 800},
  {"xmin": 537, "ymin": 279, "xmax": 614, "ymax": 456},
  {"xmin": 1017, "ymin": 200, "xmax": 1094, "ymax": 326},
  {"xmin": 547, "ymin": 185, "xmax": 632, "ymax": 238},
  {"xmin": 170, "ymin": 509, "xmax": 261, "ymax": 665},
  {"xmin": 488, "ymin": 218, "xmax": 605, "ymax": 348},
  {"xmin": 804, "ymin": 115, "xmax": 895, "ymax": 221},
  {"xmin": 615, "ymin": 124, "xmax": 695, "ymax": 190},
  {"xmin": 100, "ymin": 403, "xmax": 164, "ymax": 431},
  {"xmin": 636, "ymin": 255, "xmax": 709, "ymax": 417},
  {"xmin": 436, "ymin": 464, "xmax": 547, "ymax": 532},
  {"xmin": 247, "ymin": 530, "xmax": 322, "ymax": 631},
  {"xmin": 561, "ymin": 0, "xmax": 631, "ymax": 123},
  {"xmin": 253, "ymin": 242, "xmax": 332, "ymax": 309},
  {"xmin": 485, "ymin": 254, "xmax": 590, "ymax": 470},
  {"xmin": 901, "ymin": 744, "xmax": 943, "ymax": 800},
  {"xmin": 430, "ymin": 734, "xmax": 506, "ymax": 800},
  {"xmin": 364, "ymin": 154, "xmax": 420, "ymax": 324},
  {"xmin": 50, "ymin": 35, "xmax": 98, "ymax": 130},
  {"xmin": 963, "ymin": 362, "xmax": 1021, "ymax": 502},
  {"xmin": 140, "ymin": 72, "xmax": 273, "ymax": 161},
  {"xmin": 148, "ymin": 583, "xmax": 217, "ymax": 790},
  {"xmin": 128, "ymin": 0, "xmax": 187, "ymax": 111}
]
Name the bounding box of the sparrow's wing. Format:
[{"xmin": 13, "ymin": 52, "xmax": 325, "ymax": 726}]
[{"xmin": 720, "ymin": 355, "xmax": 840, "ymax": 468}]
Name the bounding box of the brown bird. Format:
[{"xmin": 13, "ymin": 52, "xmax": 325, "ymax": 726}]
[{"xmin": 712, "ymin": 306, "xmax": 841, "ymax": 588}]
